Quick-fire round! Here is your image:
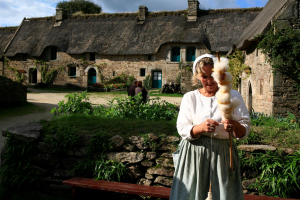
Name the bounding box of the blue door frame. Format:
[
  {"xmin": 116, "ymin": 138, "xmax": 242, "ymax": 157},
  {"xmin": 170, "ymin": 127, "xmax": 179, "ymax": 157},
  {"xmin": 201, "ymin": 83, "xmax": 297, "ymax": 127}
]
[
  {"xmin": 88, "ymin": 68, "xmax": 97, "ymax": 85},
  {"xmin": 152, "ymin": 71, "xmax": 162, "ymax": 88}
]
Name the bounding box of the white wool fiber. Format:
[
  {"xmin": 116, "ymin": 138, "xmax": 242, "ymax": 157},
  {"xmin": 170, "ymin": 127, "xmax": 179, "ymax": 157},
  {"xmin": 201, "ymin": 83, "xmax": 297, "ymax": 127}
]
[
  {"xmin": 223, "ymin": 72, "xmax": 233, "ymax": 83},
  {"xmin": 213, "ymin": 57, "xmax": 229, "ymax": 71},
  {"xmin": 218, "ymin": 103, "xmax": 231, "ymax": 111},
  {"xmin": 216, "ymin": 91, "xmax": 230, "ymax": 103},
  {"xmin": 230, "ymin": 97, "xmax": 241, "ymax": 109},
  {"xmin": 212, "ymin": 71, "xmax": 222, "ymax": 82},
  {"xmin": 223, "ymin": 112, "xmax": 232, "ymax": 120},
  {"xmin": 219, "ymin": 84, "xmax": 232, "ymax": 92}
]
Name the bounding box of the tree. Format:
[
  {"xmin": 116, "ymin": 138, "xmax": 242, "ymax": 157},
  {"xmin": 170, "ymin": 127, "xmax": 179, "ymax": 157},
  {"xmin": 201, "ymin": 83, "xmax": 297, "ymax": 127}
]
[
  {"xmin": 56, "ymin": 0, "xmax": 102, "ymax": 15},
  {"xmin": 257, "ymin": 25, "xmax": 300, "ymax": 86}
]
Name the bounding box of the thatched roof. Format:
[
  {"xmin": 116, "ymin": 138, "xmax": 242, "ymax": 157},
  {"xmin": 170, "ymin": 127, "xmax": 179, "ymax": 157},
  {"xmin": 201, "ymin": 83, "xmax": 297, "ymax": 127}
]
[
  {"xmin": 0, "ymin": 27, "xmax": 18, "ymax": 59},
  {"xmin": 4, "ymin": 8, "xmax": 261, "ymax": 57},
  {"xmin": 230, "ymin": 0, "xmax": 290, "ymax": 51}
]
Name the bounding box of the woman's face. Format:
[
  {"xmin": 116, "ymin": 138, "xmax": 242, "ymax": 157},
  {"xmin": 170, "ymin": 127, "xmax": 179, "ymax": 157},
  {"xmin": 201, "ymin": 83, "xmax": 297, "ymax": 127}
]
[{"xmin": 197, "ymin": 64, "xmax": 218, "ymax": 93}]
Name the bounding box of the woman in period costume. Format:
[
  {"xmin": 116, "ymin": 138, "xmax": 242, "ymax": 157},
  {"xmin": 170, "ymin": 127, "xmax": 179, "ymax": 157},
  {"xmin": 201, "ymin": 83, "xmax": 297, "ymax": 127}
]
[{"xmin": 170, "ymin": 54, "xmax": 250, "ymax": 200}]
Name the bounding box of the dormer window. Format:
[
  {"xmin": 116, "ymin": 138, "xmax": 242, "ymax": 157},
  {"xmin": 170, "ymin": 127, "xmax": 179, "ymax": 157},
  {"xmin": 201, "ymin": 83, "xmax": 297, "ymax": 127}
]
[
  {"xmin": 90, "ymin": 53, "xmax": 95, "ymax": 61},
  {"xmin": 186, "ymin": 47, "xmax": 196, "ymax": 62},
  {"xmin": 50, "ymin": 47, "xmax": 57, "ymax": 60},
  {"xmin": 171, "ymin": 47, "xmax": 180, "ymax": 62}
]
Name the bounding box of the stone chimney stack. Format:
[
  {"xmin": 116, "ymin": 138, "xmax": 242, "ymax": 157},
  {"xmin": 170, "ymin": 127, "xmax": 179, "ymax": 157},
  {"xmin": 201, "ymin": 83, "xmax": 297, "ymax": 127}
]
[
  {"xmin": 138, "ymin": 5, "xmax": 148, "ymax": 24},
  {"xmin": 56, "ymin": 8, "xmax": 66, "ymax": 21},
  {"xmin": 188, "ymin": 0, "xmax": 199, "ymax": 22}
]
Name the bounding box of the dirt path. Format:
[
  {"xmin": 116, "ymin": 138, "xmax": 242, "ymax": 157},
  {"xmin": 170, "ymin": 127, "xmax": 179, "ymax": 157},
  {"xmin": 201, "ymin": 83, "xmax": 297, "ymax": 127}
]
[{"xmin": 0, "ymin": 89, "xmax": 182, "ymax": 161}]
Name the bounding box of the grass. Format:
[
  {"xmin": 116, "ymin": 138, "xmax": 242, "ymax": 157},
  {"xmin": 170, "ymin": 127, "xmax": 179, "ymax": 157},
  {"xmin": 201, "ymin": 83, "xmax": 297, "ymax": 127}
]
[
  {"xmin": 0, "ymin": 101, "xmax": 46, "ymax": 120},
  {"xmin": 236, "ymin": 126, "xmax": 300, "ymax": 150},
  {"xmin": 40, "ymin": 115, "xmax": 178, "ymax": 139}
]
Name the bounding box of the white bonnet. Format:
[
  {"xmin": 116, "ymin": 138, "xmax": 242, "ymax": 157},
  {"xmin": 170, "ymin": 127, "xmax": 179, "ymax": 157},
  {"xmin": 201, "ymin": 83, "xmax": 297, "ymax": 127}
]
[{"xmin": 192, "ymin": 54, "xmax": 216, "ymax": 74}]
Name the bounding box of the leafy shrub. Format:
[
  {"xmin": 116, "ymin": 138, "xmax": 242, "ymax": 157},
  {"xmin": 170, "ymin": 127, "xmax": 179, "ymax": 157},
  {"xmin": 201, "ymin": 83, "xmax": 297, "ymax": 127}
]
[
  {"xmin": 51, "ymin": 91, "xmax": 93, "ymax": 117},
  {"xmin": 94, "ymin": 94, "xmax": 179, "ymax": 121}
]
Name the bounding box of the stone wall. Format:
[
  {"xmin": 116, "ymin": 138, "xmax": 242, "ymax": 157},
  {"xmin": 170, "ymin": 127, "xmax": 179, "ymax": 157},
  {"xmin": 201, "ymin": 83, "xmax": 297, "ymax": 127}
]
[
  {"xmin": 241, "ymin": 45, "xmax": 273, "ymax": 115},
  {"xmin": 2, "ymin": 122, "xmax": 296, "ymax": 197},
  {"xmin": 1, "ymin": 122, "xmax": 179, "ymax": 194},
  {"xmin": 0, "ymin": 75, "xmax": 27, "ymax": 107},
  {"xmin": 3, "ymin": 43, "xmax": 209, "ymax": 89}
]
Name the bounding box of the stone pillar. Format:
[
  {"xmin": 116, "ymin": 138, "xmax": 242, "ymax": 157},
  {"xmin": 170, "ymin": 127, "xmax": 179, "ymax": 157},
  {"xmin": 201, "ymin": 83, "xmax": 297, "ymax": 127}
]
[
  {"xmin": 188, "ymin": 0, "xmax": 199, "ymax": 22},
  {"xmin": 56, "ymin": 8, "xmax": 66, "ymax": 21},
  {"xmin": 138, "ymin": 6, "xmax": 148, "ymax": 24}
]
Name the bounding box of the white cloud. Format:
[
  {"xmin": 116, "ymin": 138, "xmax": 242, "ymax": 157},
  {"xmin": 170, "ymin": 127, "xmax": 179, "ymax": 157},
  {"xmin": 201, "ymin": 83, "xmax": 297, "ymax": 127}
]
[
  {"xmin": 0, "ymin": 0, "xmax": 264, "ymax": 27},
  {"xmin": 0, "ymin": 0, "xmax": 57, "ymax": 27}
]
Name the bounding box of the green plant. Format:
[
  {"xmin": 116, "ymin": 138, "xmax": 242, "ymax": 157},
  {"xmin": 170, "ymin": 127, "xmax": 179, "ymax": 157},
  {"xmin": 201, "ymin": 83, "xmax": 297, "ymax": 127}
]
[
  {"xmin": 87, "ymin": 132, "xmax": 113, "ymax": 156},
  {"xmin": 0, "ymin": 134, "xmax": 42, "ymax": 189},
  {"xmin": 43, "ymin": 124, "xmax": 79, "ymax": 153},
  {"xmin": 5, "ymin": 57, "xmax": 26, "ymax": 83},
  {"xmin": 35, "ymin": 60, "xmax": 64, "ymax": 85},
  {"xmin": 94, "ymin": 157, "xmax": 128, "ymax": 182},
  {"xmin": 257, "ymin": 25, "xmax": 300, "ymax": 87},
  {"xmin": 51, "ymin": 91, "xmax": 93, "ymax": 117},
  {"xmin": 95, "ymin": 63, "xmax": 107, "ymax": 83},
  {"xmin": 250, "ymin": 151, "xmax": 300, "ymax": 198},
  {"xmin": 94, "ymin": 94, "xmax": 179, "ymax": 121},
  {"xmin": 228, "ymin": 50, "xmax": 249, "ymax": 90},
  {"xmin": 143, "ymin": 74, "xmax": 152, "ymax": 90},
  {"xmin": 176, "ymin": 72, "xmax": 181, "ymax": 85}
]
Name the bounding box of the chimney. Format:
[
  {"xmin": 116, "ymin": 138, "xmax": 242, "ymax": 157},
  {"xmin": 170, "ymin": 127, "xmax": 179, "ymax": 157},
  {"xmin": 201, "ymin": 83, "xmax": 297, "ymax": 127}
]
[
  {"xmin": 138, "ymin": 5, "xmax": 148, "ymax": 24},
  {"xmin": 188, "ymin": 0, "xmax": 199, "ymax": 22},
  {"xmin": 56, "ymin": 8, "xmax": 66, "ymax": 21}
]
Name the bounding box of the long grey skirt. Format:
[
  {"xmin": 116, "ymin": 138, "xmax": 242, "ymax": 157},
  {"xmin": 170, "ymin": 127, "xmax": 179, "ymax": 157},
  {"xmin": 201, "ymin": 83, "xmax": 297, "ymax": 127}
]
[{"xmin": 170, "ymin": 135, "xmax": 244, "ymax": 200}]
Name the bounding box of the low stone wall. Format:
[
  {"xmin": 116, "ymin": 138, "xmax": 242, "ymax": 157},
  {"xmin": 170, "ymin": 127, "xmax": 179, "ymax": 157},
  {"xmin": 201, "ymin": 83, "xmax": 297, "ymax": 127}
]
[
  {"xmin": 0, "ymin": 76, "xmax": 27, "ymax": 107},
  {"xmin": 1, "ymin": 122, "xmax": 295, "ymax": 196},
  {"xmin": 1, "ymin": 122, "xmax": 179, "ymax": 194}
]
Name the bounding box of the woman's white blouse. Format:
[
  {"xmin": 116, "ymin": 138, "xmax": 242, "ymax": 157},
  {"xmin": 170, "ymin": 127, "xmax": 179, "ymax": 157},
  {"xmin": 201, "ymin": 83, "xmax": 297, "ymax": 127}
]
[{"xmin": 177, "ymin": 89, "xmax": 251, "ymax": 141}]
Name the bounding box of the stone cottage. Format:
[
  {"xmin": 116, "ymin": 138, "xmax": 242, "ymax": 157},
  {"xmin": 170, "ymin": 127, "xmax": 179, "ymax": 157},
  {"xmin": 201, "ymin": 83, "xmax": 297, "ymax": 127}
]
[
  {"xmin": 0, "ymin": 0, "xmax": 261, "ymax": 89},
  {"xmin": 229, "ymin": 0, "xmax": 300, "ymax": 117}
]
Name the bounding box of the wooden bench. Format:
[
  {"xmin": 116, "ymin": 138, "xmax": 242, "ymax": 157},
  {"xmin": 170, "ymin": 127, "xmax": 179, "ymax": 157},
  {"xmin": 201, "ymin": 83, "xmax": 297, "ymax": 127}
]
[{"xmin": 63, "ymin": 177, "xmax": 299, "ymax": 200}]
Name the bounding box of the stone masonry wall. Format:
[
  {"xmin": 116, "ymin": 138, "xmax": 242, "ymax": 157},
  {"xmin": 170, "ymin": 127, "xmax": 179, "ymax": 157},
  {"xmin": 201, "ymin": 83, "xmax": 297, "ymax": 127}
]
[
  {"xmin": 3, "ymin": 43, "xmax": 208, "ymax": 89},
  {"xmin": 2, "ymin": 123, "xmax": 295, "ymax": 196},
  {"xmin": 1, "ymin": 122, "xmax": 179, "ymax": 194},
  {"xmin": 241, "ymin": 45, "xmax": 273, "ymax": 115},
  {"xmin": 0, "ymin": 76, "xmax": 27, "ymax": 107}
]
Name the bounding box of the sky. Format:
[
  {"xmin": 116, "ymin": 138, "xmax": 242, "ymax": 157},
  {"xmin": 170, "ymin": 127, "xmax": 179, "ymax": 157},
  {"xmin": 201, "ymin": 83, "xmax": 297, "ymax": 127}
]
[{"xmin": 0, "ymin": 0, "xmax": 269, "ymax": 27}]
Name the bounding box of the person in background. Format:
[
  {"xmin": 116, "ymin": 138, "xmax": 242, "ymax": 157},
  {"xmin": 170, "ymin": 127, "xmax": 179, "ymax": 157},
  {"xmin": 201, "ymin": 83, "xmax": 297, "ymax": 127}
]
[
  {"xmin": 135, "ymin": 81, "xmax": 148, "ymax": 103},
  {"xmin": 128, "ymin": 80, "xmax": 137, "ymax": 97}
]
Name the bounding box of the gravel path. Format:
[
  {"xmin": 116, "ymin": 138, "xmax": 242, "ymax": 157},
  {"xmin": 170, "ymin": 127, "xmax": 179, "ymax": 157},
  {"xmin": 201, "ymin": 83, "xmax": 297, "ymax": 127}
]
[{"xmin": 0, "ymin": 88, "xmax": 183, "ymax": 161}]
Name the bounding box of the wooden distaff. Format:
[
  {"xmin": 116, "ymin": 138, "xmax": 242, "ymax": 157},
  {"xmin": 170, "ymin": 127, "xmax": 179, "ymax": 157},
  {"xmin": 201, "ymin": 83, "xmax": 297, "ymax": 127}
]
[{"xmin": 216, "ymin": 51, "xmax": 233, "ymax": 172}]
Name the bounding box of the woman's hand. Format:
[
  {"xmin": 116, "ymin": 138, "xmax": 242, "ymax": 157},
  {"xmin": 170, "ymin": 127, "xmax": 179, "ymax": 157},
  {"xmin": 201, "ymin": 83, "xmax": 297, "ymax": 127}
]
[
  {"xmin": 221, "ymin": 120, "xmax": 236, "ymax": 132},
  {"xmin": 191, "ymin": 119, "xmax": 219, "ymax": 138},
  {"xmin": 221, "ymin": 119, "xmax": 246, "ymax": 138},
  {"xmin": 202, "ymin": 119, "xmax": 220, "ymax": 132}
]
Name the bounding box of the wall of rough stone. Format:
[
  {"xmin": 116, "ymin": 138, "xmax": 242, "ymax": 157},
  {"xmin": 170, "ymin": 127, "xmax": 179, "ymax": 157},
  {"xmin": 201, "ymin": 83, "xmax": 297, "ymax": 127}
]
[
  {"xmin": 241, "ymin": 45, "xmax": 273, "ymax": 115},
  {"xmin": 0, "ymin": 76, "xmax": 27, "ymax": 106},
  {"xmin": 1, "ymin": 122, "xmax": 179, "ymax": 194},
  {"xmin": 2, "ymin": 122, "xmax": 295, "ymax": 197},
  {"xmin": 3, "ymin": 43, "xmax": 209, "ymax": 90}
]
